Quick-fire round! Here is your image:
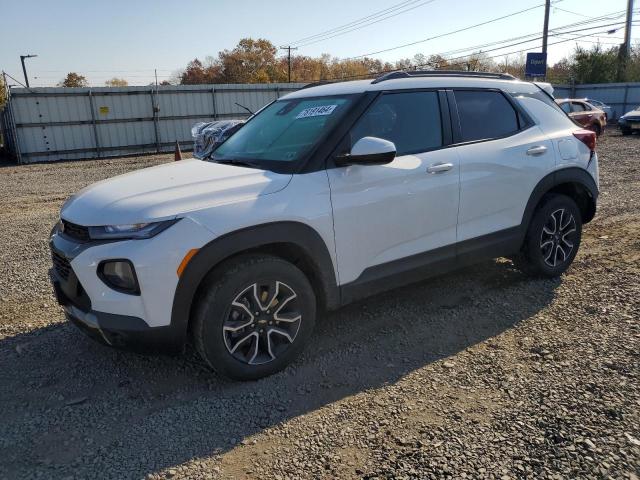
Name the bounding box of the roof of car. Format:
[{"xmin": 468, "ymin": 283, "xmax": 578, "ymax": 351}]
[{"xmin": 281, "ymin": 73, "xmax": 540, "ymax": 100}]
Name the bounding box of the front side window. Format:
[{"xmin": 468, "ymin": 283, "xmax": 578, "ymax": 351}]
[
  {"xmin": 348, "ymin": 91, "xmax": 443, "ymax": 156},
  {"xmin": 212, "ymin": 95, "xmax": 357, "ymax": 169},
  {"xmin": 455, "ymin": 90, "xmax": 520, "ymax": 142}
]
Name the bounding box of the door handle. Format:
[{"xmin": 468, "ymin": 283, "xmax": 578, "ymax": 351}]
[
  {"xmin": 427, "ymin": 162, "xmax": 453, "ymax": 174},
  {"xmin": 526, "ymin": 145, "xmax": 547, "ymax": 156}
]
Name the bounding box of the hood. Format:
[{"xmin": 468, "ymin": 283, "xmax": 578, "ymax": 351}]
[
  {"xmin": 622, "ymin": 109, "xmax": 640, "ymax": 118},
  {"xmin": 61, "ymin": 159, "xmax": 292, "ymax": 226}
]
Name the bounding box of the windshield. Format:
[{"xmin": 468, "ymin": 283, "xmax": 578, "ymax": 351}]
[{"xmin": 212, "ymin": 95, "xmax": 356, "ymax": 168}]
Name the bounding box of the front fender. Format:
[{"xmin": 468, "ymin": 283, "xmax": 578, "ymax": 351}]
[{"xmin": 169, "ymin": 221, "xmax": 339, "ymax": 346}]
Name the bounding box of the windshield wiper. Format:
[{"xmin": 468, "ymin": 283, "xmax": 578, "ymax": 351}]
[{"xmin": 213, "ymin": 158, "xmax": 262, "ymax": 169}]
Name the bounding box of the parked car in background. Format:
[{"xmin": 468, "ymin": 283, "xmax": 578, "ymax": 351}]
[
  {"xmin": 192, "ymin": 120, "xmax": 245, "ymax": 159},
  {"xmin": 583, "ymin": 98, "xmax": 613, "ymax": 120},
  {"xmin": 556, "ymin": 99, "xmax": 607, "ymax": 136},
  {"xmin": 617, "ymin": 106, "xmax": 640, "ymax": 135}
]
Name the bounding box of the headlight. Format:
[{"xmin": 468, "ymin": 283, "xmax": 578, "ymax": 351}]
[{"xmin": 88, "ymin": 219, "xmax": 178, "ymax": 240}]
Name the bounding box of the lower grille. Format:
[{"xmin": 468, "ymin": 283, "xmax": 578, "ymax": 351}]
[{"xmin": 52, "ymin": 251, "xmax": 72, "ymax": 281}]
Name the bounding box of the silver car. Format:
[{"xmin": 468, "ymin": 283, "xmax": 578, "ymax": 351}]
[{"xmin": 584, "ymin": 98, "xmax": 613, "ymax": 120}]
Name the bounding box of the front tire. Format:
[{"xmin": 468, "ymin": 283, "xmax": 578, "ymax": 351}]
[
  {"xmin": 193, "ymin": 255, "xmax": 316, "ymax": 381},
  {"xmin": 621, "ymin": 127, "xmax": 632, "ymax": 136},
  {"xmin": 513, "ymin": 194, "xmax": 582, "ymax": 278}
]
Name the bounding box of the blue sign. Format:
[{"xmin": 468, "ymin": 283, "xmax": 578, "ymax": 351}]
[{"xmin": 526, "ymin": 52, "xmax": 547, "ymax": 77}]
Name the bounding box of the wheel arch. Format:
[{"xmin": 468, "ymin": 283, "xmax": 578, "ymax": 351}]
[
  {"xmin": 170, "ymin": 221, "xmax": 340, "ymax": 349},
  {"xmin": 522, "ymin": 167, "xmax": 598, "ymax": 235}
]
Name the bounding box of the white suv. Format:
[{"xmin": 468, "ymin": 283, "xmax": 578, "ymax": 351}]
[{"xmin": 50, "ymin": 71, "xmax": 599, "ymax": 380}]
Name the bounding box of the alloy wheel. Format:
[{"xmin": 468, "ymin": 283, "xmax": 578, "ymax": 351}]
[
  {"xmin": 539, "ymin": 208, "xmax": 577, "ymax": 268},
  {"xmin": 222, "ymin": 281, "xmax": 302, "ymax": 365}
]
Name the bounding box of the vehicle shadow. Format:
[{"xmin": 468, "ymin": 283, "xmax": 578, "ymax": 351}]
[{"xmin": 0, "ymin": 259, "xmax": 560, "ymax": 479}]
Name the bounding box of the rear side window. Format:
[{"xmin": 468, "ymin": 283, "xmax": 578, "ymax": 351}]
[
  {"xmin": 349, "ymin": 91, "xmax": 442, "ymax": 156},
  {"xmin": 572, "ymin": 102, "xmax": 587, "ymax": 112},
  {"xmin": 560, "ymin": 102, "xmax": 572, "ymax": 114},
  {"xmin": 454, "ymin": 90, "xmax": 520, "ymax": 142}
]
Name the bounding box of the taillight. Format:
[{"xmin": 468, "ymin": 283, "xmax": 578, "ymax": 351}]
[{"xmin": 573, "ymin": 129, "xmax": 596, "ymax": 152}]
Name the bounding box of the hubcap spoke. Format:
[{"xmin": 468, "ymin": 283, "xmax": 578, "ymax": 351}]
[
  {"xmin": 229, "ymin": 331, "xmax": 258, "ymax": 354},
  {"xmin": 223, "ymin": 280, "xmax": 302, "ymax": 366}
]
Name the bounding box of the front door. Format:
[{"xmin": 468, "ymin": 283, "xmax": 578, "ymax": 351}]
[{"xmin": 327, "ymin": 90, "xmax": 460, "ymax": 286}]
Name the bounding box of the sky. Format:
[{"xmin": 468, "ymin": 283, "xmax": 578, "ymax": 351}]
[{"xmin": 0, "ymin": 0, "xmax": 635, "ymax": 87}]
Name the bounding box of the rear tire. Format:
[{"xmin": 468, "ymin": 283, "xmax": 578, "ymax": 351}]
[
  {"xmin": 513, "ymin": 194, "xmax": 582, "ymax": 278},
  {"xmin": 192, "ymin": 255, "xmax": 316, "ymax": 381}
]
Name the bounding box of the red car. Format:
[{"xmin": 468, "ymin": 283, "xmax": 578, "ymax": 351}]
[{"xmin": 556, "ymin": 99, "xmax": 607, "ymax": 136}]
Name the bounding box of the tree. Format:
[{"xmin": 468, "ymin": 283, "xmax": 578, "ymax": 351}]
[
  {"xmin": 180, "ymin": 58, "xmax": 221, "ymax": 84},
  {"xmin": 217, "ymin": 38, "xmax": 281, "ymax": 83},
  {"xmin": 570, "ymin": 45, "xmax": 619, "ymax": 84},
  {"xmin": 547, "ymin": 58, "xmax": 572, "ymax": 84},
  {"xmin": 59, "ymin": 72, "xmax": 88, "ymax": 87},
  {"xmin": 105, "ymin": 77, "xmax": 128, "ymax": 87}
]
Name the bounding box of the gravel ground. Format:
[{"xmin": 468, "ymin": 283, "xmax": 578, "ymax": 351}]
[{"xmin": 0, "ymin": 132, "xmax": 638, "ymax": 480}]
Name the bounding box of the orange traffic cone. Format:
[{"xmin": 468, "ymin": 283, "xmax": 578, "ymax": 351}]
[{"xmin": 174, "ymin": 141, "xmax": 183, "ymax": 161}]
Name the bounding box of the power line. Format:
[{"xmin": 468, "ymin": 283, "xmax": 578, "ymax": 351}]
[
  {"xmin": 553, "ymin": 6, "xmax": 597, "ymax": 19},
  {"xmin": 344, "ymin": 3, "xmax": 546, "ymax": 60},
  {"xmin": 287, "ymin": 0, "xmax": 430, "ymax": 46},
  {"xmin": 291, "ymin": 0, "xmax": 439, "ymax": 48},
  {"xmin": 347, "ymin": 7, "xmax": 631, "ymax": 60},
  {"xmin": 313, "ymin": 22, "xmax": 631, "ymax": 83}
]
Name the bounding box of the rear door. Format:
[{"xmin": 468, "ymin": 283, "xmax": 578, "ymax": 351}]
[
  {"xmin": 327, "ymin": 90, "xmax": 460, "ymax": 285},
  {"xmin": 569, "ymin": 101, "xmax": 591, "ymax": 127},
  {"xmin": 450, "ymin": 89, "xmax": 555, "ymax": 247}
]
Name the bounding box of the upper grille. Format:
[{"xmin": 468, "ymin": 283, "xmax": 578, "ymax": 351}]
[
  {"xmin": 61, "ymin": 220, "xmax": 90, "ymax": 242},
  {"xmin": 52, "ymin": 250, "xmax": 72, "ymax": 281}
]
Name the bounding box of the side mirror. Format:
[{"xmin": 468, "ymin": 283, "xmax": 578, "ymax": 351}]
[{"xmin": 335, "ymin": 136, "xmax": 396, "ymax": 166}]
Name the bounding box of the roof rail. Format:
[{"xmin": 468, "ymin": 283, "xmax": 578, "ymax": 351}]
[
  {"xmin": 371, "ymin": 70, "xmax": 516, "ymax": 84},
  {"xmin": 300, "ymin": 80, "xmax": 335, "ymax": 89}
]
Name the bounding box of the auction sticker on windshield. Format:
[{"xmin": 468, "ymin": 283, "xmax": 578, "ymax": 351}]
[{"xmin": 296, "ymin": 104, "xmax": 338, "ymax": 119}]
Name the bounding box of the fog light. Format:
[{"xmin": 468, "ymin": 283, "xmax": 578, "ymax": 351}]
[{"xmin": 98, "ymin": 260, "xmax": 139, "ymax": 294}]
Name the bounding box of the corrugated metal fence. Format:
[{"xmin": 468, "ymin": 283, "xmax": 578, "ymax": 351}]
[
  {"xmin": 552, "ymin": 82, "xmax": 640, "ymax": 120},
  {"xmin": 1, "ymin": 83, "xmax": 304, "ymax": 163},
  {"xmin": 3, "ymin": 81, "xmax": 640, "ymax": 164}
]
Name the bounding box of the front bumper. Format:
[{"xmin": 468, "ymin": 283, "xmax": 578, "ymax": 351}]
[
  {"xmin": 48, "ymin": 217, "xmax": 214, "ymax": 354},
  {"xmin": 618, "ymin": 118, "xmax": 640, "ymax": 130},
  {"xmin": 50, "ymin": 271, "xmax": 180, "ymax": 353}
]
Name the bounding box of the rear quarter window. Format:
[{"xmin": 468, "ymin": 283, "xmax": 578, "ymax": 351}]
[{"xmin": 454, "ymin": 90, "xmax": 520, "ymax": 142}]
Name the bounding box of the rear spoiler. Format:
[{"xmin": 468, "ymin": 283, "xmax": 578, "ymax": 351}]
[{"xmin": 534, "ymin": 82, "xmax": 554, "ymax": 98}]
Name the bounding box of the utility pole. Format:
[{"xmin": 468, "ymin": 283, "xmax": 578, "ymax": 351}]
[
  {"xmin": 20, "ymin": 54, "xmax": 37, "ymax": 88},
  {"xmin": 542, "ymin": 0, "xmax": 551, "ymax": 54},
  {"xmin": 617, "ymin": 0, "xmax": 635, "ymax": 81},
  {"xmin": 540, "ymin": 0, "xmax": 551, "ymax": 81},
  {"xmin": 280, "ymin": 46, "xmax": 298, "ymax": 83}
]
